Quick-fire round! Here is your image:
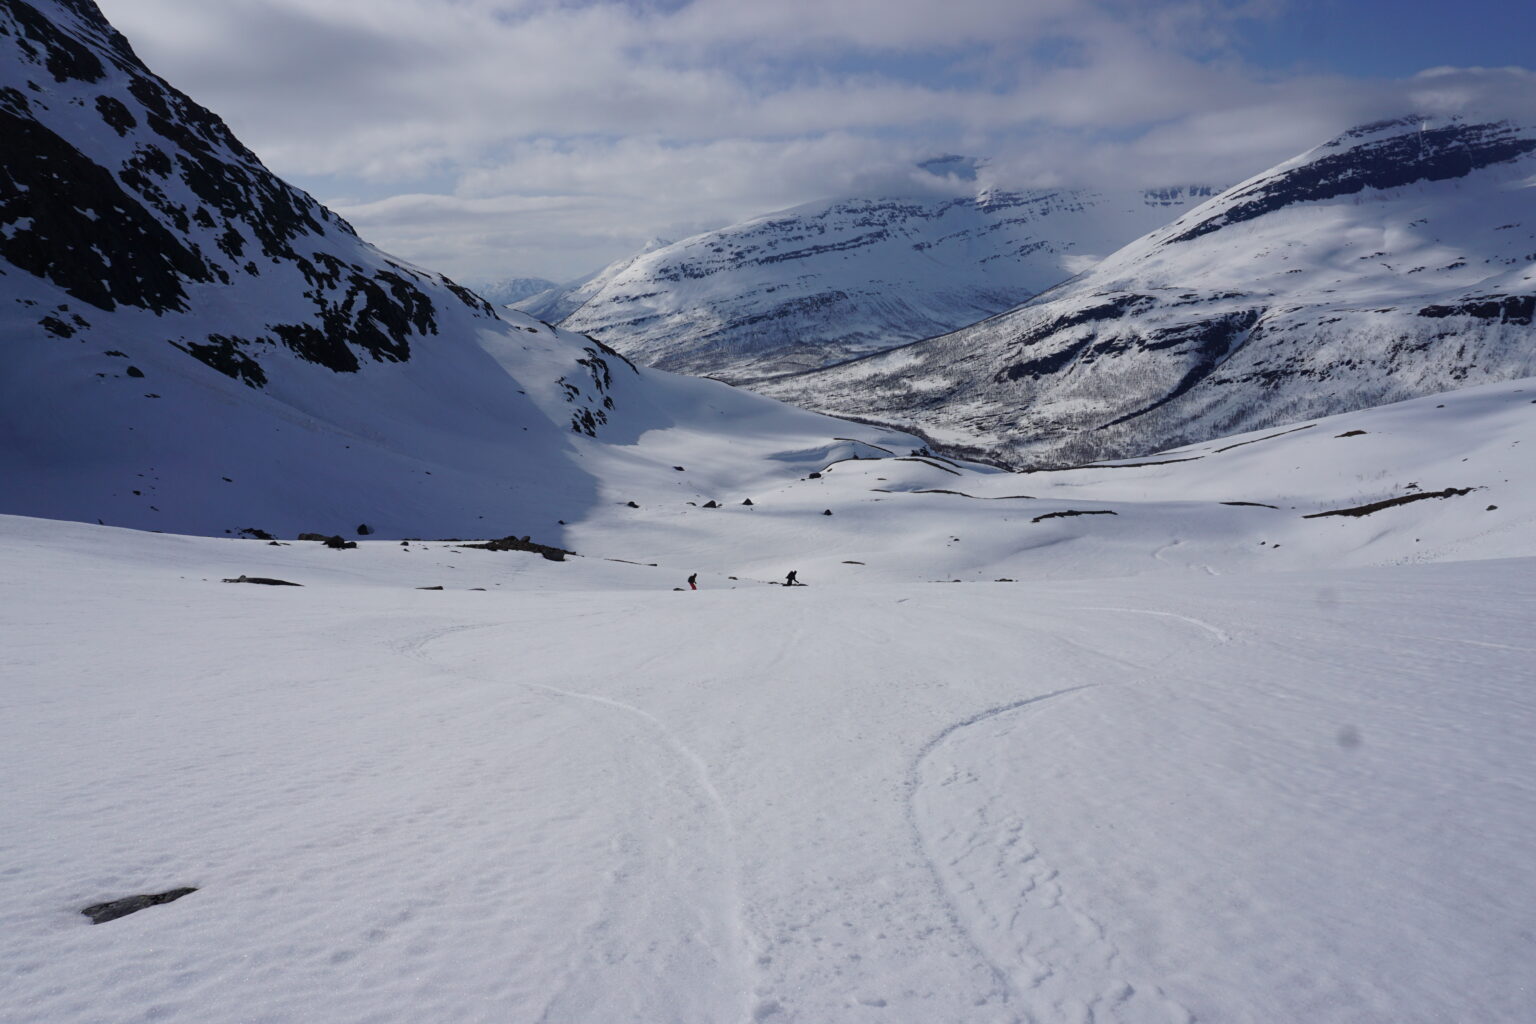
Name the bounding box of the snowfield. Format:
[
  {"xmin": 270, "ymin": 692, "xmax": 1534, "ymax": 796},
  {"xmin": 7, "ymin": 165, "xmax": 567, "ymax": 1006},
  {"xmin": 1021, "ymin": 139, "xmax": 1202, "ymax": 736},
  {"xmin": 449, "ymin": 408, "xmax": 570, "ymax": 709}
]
[
  {"xmin": 6, "ymin": 6, "xmax": 1533, "ymax": 1021},
  {"xmin": 5, "ymin": 379, "xmax": 1535, "ymax": 1024}
]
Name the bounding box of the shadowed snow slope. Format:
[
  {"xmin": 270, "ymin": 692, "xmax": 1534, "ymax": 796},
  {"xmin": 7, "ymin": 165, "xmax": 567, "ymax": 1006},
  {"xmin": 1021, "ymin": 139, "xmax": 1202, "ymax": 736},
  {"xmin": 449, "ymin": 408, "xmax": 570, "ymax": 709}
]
[
  {"xmin": 518, "ymin": 185, "xmax": 1216, "ymax": 382},
  {"xmin": 563, "ymin": 378, "xmax": 1536, "ymax": 585},
  {"xmin": 761, "ymin": 116, "xmax": 1536, "ymax": 468},
  {"xmin": 0, "ymin": 0, "xmax": 918, "ymax": 540}
]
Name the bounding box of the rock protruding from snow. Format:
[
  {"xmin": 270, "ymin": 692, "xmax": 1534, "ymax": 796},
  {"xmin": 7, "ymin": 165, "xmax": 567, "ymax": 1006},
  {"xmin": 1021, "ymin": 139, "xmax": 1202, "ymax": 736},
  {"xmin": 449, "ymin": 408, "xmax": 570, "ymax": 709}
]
[{"xmin": 82, "ymin": 887, "xmax": 197, "ymax": 924}]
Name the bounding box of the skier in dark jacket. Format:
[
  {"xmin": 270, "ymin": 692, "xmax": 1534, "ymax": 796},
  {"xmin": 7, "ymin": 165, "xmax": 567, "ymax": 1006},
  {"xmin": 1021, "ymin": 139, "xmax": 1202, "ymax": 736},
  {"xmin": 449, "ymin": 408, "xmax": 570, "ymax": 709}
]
[
  {"xmin": 784, "ymin": 570, "xmax": 799, "ymax": 586},
  {"xmin": 688, "ymin": 573, "xmax": 698, "ymax": 590}
]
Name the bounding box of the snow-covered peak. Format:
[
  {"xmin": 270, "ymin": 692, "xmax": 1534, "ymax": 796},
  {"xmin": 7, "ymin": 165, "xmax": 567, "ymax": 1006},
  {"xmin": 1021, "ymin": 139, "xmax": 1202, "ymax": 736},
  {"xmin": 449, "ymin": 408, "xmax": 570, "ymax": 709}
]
[
  {"xmin": 514, "ymin": 237, "xmax": 674, "ymax": 324},
  {"xmin": 520, "ymin": 182, "xmax": 1219, "ymax": 382},
  {"xmin": 464, "ymin": 276, "xmax": 557, "ymax": 307},
  {"xmin": 762, "ymin": 114, "xmax": 1536, "ymax": 468}
]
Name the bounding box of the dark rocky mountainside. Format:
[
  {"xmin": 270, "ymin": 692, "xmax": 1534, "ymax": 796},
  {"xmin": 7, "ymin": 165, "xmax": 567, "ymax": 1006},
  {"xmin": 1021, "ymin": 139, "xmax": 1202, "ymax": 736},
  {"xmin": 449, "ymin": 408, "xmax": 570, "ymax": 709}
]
[
  {"xmin": 1, "ymin": 0, "xmax": 506, "ymax": 387},
  {"xmin": 760, "ymin": 117, "xmax": 1536, "ymax": 468}
]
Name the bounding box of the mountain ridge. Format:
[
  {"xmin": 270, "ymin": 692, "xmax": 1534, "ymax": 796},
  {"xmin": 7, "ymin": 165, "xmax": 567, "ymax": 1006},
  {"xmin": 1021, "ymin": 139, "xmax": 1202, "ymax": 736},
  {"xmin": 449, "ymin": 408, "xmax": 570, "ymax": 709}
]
[
  {"xmin": 758, "ymin": 115, "xmax": 1536, "ymax": 468},
  {"xmin": 517, "ymin": 183, "xmax": 1219, "ymax": 382}
]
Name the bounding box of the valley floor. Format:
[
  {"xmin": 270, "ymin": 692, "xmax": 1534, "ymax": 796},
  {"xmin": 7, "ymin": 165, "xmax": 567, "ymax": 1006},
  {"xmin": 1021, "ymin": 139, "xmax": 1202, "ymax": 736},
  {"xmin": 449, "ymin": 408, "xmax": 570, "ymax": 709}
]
[{"xmin": 3, "ymin": 518, "xmax": 1532, "ymax": 1023}]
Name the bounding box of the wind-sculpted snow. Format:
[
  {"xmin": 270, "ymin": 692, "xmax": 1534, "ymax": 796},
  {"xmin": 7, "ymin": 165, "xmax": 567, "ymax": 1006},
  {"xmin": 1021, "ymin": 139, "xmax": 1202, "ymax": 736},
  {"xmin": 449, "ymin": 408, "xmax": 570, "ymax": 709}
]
[
  {"xmin": 519, "ymin": 186, "xmax": 1217, "ymax": 382},
  {"xmin": 761, "ymin": 116, "xmax": 1536, "ymax": 468}
]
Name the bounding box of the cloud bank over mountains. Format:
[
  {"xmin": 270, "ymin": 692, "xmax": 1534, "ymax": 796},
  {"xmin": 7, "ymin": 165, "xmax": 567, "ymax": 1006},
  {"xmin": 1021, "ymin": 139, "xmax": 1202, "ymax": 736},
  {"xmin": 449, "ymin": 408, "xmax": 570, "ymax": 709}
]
[{"xmin": 96, "ymin": 0, "xmax": 1536, "ymax": 281}]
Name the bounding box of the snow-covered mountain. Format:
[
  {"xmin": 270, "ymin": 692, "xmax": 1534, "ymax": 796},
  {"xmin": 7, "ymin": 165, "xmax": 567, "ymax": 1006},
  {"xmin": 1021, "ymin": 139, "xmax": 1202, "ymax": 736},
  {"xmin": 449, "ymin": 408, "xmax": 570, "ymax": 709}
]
[
  {"xmin": 518, "ymin": 184, "xmax": 1217, "ymax": 382},
  {"xmin": 464, "ymin": 275, "xmax": 556, "ymax": 307},
  {"xmin": 759, "ymin": 116, "xmax": 1536, "ymax": 468},
  {"xmin": 0, "ymin": 0, "xmax": 915, "ymax": 538},
  {"xmin": 515, "ymin": 236, "xmax": 674, "ymax": 324}
]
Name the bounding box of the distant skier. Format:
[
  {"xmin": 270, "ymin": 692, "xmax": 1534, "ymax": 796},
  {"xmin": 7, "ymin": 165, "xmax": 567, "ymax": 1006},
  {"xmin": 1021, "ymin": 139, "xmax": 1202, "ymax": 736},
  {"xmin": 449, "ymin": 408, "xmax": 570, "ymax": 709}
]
[
  {"xmin": 784, "ymin": 570, "xmax": 799, "ymax": 586},
  {"xmin": 688, "ymin": 573, "xmax": 698, "ymax": 590}
]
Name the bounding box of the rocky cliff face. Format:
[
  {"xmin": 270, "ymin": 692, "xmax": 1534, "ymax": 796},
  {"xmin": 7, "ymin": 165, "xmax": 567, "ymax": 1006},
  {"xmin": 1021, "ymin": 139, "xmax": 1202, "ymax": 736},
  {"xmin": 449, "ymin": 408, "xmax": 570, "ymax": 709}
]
[
  {"xmin": 0, "ymin": 0, "xmax": 522, "ymax": 384},
  {"xmin": 521, "ymin": 185, "xmax": 1217, "ymax": 382},
  {"xmin": 759, "ymin": 117, "xmax": 1536, "ymax": 468}
]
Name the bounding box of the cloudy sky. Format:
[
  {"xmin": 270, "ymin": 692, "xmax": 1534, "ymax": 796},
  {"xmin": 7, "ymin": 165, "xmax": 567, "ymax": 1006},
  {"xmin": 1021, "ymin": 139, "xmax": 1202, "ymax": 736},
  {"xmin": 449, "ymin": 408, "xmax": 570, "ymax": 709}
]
[{"xmin": 94, "ymin": 0, "xmax": 1536, "ymax": 285}]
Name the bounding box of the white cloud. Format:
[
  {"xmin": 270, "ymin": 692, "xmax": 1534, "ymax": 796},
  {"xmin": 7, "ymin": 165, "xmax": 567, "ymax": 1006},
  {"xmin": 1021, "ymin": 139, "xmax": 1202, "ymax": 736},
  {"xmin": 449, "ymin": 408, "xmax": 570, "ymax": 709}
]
[{"xmin": 92, "ymin": 0, "xmax": 1534, "ymax": 280}]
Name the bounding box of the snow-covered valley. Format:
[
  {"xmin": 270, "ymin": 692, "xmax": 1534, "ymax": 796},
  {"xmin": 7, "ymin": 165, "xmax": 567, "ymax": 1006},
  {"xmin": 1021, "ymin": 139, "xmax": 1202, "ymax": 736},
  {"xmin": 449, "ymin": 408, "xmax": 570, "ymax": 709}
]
[
  {"xmin": 5, "ymin": 2, "xmax": 1535, "ymax": 1021},
  {"xmin": 5, "ymin": 379, "xmax": 1536, "ymax": 1024}
]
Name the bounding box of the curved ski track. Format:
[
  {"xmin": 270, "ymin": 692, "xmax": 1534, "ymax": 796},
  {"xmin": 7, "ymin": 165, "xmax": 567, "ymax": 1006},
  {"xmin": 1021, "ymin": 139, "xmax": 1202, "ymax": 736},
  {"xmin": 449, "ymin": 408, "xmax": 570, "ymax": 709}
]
[
  {"xmin": 908, "ymin": 603, "xmax": 1232, "ymax": 1023},
  {"xmin": 397, "ymin": 621, "xmax": 756, "ymax": 1024}
]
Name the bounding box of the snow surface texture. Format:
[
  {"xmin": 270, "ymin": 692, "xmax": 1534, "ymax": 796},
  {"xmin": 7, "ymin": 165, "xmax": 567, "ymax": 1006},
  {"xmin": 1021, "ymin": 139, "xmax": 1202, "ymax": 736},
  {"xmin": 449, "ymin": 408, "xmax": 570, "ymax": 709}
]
[
  {"xmin": 0, "ymin": 0, "xmax": 920, "ymax": 539},
  {"xmin": 5, "ymin": 381, "xmax": 1535, "ymax": 1024},
  {"xmin": 516, "ymin": 186, "xmax": 1216, "ymax": 382},
  {"xmin": 760, "ymin": 116, "xmax": 1536, "ymax": 469}
]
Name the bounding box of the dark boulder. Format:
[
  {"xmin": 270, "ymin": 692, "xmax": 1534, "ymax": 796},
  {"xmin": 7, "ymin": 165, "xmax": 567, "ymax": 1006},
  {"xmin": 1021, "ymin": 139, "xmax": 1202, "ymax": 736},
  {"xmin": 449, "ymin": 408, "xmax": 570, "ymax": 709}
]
[
  {"xmin": 82, "ymin": 887, "xmax": 197, "ymax": 924},
  {"xmin": 460, "ymin": 535, "xmax": 572, "ymax": 561}
]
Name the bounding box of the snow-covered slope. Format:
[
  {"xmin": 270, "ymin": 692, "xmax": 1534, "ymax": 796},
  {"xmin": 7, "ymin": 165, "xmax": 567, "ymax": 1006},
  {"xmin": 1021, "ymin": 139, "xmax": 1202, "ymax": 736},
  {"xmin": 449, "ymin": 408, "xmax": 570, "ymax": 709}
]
[
  {"xmin": 515, "ymin": 236, "xmax": 674, "ymax": 325},
  {"xmin": 463, "ymin": 275, "xmax": 555, "ymax": 307},
  {"xmin": 520, "ymin": 184, "xmax": 1216, "ymax": 382},
  {"xmin": 562, "ymin": 377, "xmax": 1536, "ymax": 585},
  {"xmin": 4, "ymin": 376, "xmax": 1534, "ymax": 1023},
  {"xmin": 0, "ymin": 0, "xmax": 917, "ymax": 539},
  {"xmin": 761, "ymin": 116, "xmax": 1536, "ymax": 468}
]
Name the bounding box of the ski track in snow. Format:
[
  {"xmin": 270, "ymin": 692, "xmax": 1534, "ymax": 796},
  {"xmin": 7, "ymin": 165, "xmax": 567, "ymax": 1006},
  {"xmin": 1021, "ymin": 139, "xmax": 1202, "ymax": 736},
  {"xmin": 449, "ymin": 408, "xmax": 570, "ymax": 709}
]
[
  {"xmin": 909, "ymin": 684, "xmax": 1195, "ymax": 1024},
  {"xmin": 907, "ymin": 604, "xmax": 1237, "ymax": 1023},
  {"xmin": 905, "ymin": 685, "xmax": 1101, "ymax": 1009},
  {"xmin": 1068, "ymin": 606, "xmax": 1232, "ymax": 645},
  {"xmin": 399, "ymin": 621, "xmax": 757, "ymax": 1024},
  {"xmin": 1377, "ymin": 631, "xmax": 1536, "ymax": 654}
]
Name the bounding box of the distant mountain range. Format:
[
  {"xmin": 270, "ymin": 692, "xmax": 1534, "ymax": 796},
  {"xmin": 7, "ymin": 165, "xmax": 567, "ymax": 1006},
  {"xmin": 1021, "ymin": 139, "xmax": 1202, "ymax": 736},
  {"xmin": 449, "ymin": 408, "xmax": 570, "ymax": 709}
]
[
  {"xmin": 515, "ymin": 185, "xmax": 1218, "ymax": 381},
  {"xmin": 467, "ymin": 276, "xmax": 557, "ymax": 307},
  {"xmin": 758, "ymin": 116, "xmax": 1536, "ymax": 468},
  {"xmin": 517, "ymin": 237, "xmax": 674, "ymax": 325}
]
